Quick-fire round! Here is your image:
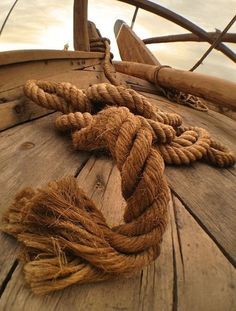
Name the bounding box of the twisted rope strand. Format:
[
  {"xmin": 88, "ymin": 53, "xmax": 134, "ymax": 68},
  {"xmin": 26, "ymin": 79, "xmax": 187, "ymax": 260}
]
[{"xmin": 1, "ymin": 77, "xmax": 235, "ymax": 295}]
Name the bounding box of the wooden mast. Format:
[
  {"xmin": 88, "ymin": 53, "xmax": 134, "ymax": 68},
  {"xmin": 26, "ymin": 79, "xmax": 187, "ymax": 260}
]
[{"xmin": 73, "ymin": 0, "xmax": 90, "ymax": 51}]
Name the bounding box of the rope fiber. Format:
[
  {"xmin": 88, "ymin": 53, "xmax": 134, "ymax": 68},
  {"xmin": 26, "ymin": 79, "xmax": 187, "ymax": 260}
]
[{"xmin": 0, "ymin": 38, "xmax": 235, "ymax": 296}]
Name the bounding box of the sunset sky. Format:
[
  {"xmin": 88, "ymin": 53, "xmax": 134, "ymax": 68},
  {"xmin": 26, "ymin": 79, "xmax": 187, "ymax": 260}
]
[{"xmin": 0, "ymin": 0, "xmax": 235, "ymax": 81}]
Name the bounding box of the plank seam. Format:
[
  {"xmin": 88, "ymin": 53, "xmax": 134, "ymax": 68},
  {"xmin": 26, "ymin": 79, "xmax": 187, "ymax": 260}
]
[
  {"xmin": 0, "ymin": 111, "xmax": 55, "ymax": 134},
  {"xmin": 170, "ymin": 187, "xmax": 236, "ymax": 268},
  {"xmin": 0, "ymin": 259, "xmax": 18, "ymax": 298},
  {"xmin": 171, "ymin": 220, "xmax": 178, "ymax": 311},
  {"xmin": 74, "ymin": 156, "xmax": 90, "ymax": 178},
  {"xmin": 172, "ymin": 194, "xmax": 186, "ymax": 280}
]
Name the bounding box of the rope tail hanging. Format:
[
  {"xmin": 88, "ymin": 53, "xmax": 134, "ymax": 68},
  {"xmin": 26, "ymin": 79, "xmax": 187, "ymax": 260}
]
[{"xmin": 0, "ymin": 38, "xmax": 235, "ymax": 296}]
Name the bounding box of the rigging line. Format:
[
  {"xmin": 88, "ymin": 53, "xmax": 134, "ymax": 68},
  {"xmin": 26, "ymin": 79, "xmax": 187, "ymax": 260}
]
[
  {"xmin": 190, "ymin": 14, "xmax": 236, "ymax": 71},
  {"xmin": 0, "ymin": 0, "xmax": 19, "ymax": 38},
  {"xmin": 131, "ymin": 6, "xmax": 139, "ymax": 30}
]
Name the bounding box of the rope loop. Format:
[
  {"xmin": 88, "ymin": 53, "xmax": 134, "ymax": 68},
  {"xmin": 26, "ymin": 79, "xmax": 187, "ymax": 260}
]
[{"xmin": 1, "ymin": 37, "xmax": 235, "ymax": 295}]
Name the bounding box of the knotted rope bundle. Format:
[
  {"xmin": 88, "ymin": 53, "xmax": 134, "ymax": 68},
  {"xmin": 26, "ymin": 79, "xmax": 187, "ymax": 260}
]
[
  {"xmin": 23, "ymin": 80, "xmax": 235, "ymax": 167},
  {"xmin": 1, "ymin": 79, "xmax": 235, "ymax": 295}
]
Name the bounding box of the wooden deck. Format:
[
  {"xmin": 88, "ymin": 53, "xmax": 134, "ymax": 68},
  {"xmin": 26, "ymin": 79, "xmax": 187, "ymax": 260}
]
[{"xmin": 0, "ymin": 55, "xmax": 236, "ymax": 311}]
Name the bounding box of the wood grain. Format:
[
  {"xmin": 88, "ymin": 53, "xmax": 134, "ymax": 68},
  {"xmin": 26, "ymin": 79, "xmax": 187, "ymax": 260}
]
[
  {"xmin": 170, "ymin": 194, "xmax": 236, "ymax": 311},
  {"xmin": 0, "ymin": 63, "xmax": 107, "ymax": 131},
  {"xmin": 114, "ymin": 61, "xmax": 236, "ymax": 111},
  {"xmin": 144, "ymin": 92, "xmax": 236, "ymax": 265},
  {"xmin": 73, "ymin": 0, "xmax": 90, "ymax": 51},
  {"xmin": 0, "ymin": 113, "xmax": 90, "ymax": 289},
  {"xmin": 0, "ymin": 151, "xmax": 174, "ymax": 311},
  {"xmin": 114, "ymin": 20, "xmax": 160, "ymax": 65},
  {"xmin": 0, "ymin": 50, "xmax": 103, "ymax": 66},
  {"xmin": 0, "ymin": 66, "xmax": 164, "ymax": 132},
  {"xmin": 0, "ymin": 58, "xmax": 101, "ymax": 92}
]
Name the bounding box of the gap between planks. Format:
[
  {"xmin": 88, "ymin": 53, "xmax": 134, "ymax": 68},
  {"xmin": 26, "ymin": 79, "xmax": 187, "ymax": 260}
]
[{"xmin": 1, "ymin": 151, "xmax": 236, "ymax": 310}]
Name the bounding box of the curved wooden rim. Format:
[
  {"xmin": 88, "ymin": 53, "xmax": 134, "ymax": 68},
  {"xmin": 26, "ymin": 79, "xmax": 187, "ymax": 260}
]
[
  {"xmin": 143, "ymin": 32, "xmax": 236, "ymax": 45},
  {"xmin": 0, "ymin": 49, "xmax": 104, "ymax": 66},
  {"xmin": 117, "ymin": 0, "xmax": 236, "ymax": 62}
]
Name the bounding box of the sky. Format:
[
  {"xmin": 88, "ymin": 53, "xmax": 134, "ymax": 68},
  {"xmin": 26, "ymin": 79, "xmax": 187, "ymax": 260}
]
[{"xmin": 0, "ymin": 0, "xmax": 235, "ymax": 81}]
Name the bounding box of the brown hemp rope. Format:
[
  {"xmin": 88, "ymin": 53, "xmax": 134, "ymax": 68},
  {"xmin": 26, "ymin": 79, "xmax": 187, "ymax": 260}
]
[
  {"xmin": 1, "ymin": 79, "xmax": 235, "ymax": 296},
  {"xmin": 1, "ymin": 30, "xmax": 236, "ymax": 296},
  {"xmin": 153, "ymin": 65, "xmax": 209, "ymax": 112}
]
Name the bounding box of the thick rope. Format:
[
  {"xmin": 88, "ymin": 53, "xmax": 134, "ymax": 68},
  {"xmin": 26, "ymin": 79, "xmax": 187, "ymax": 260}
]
[
  {"xmin": 23, "ymin": 80, "xmax": 234, "ymax": 167},
  {"xmin": 1, "ymin": 76, "xmax": 235, "ymax": 296}
]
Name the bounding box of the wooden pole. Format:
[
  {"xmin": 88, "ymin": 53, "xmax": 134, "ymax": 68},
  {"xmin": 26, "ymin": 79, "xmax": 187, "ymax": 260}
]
[
  {"xmin": 114, "ymin": 61, "xmax": 236, "ymax": 110},
  {"xmin": 190, "ymin": 15, "xmax": 236, "ymax": 71},
  {"xmin": 0, "ymin": 0, "xmax": 19, "ymax": 37},
  {"xmin": 131, "ymin": 6, "xmax": 139, "ymax": 29},
  {"xmin": 117, "ymin": 0, "xmax": 236, "ymax": 63},
  {"xmin": 73, "ymin": 0, "xmax": 90, "ymax": 51},
  {"xmin": 143, "ymin": 32, "xmax": 236, "ymax": 45}
]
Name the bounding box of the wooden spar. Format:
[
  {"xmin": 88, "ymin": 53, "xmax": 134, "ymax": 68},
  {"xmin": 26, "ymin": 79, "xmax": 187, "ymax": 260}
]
[
  {"xmin": 114, "ymin": 61, "xmax": 236, "ymax": 110},
  {"xmin": 114, "ymin": 20, "xmax": 160, "ymax": 65},
  {"xmin": 114, "ymin": 20, "xmax": 236, "ymax": 114},
  {"xmin": 117, "ymin": 0, "xmax": 236, "ymax": 63},
  {"xmin": 73, "ymin": 0, "xmax": 90, "ymax": 51},
  {"xmin": 143, "ymin": 32, "xmax": 236, "ymax": 45}
]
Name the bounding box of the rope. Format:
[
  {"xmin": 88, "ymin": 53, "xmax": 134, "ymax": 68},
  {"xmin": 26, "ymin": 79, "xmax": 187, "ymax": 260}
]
[
  {"xmin": 153, "ymin": 66, "xmax": 208, "ymax": 112},
  {"xmin": 1, "ymin": 40, "xmax": 235, "ymax": 296},
  {"xmin": 1, "ymin": 79, "xmax": 235, "ymax": 295},
  {"xmin": 91, "ymin": 36, "xmax": 208, "ymax": 112}
]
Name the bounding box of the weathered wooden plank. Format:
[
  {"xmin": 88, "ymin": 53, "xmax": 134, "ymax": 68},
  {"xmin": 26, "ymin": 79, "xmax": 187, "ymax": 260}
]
[
  {"xmin": 0, "ymin": 50, "xmax": 103, "ymax": 66},
  {"xmin": 167, "ymin": 163, "xmax": 236, "ymax": 265},
  {"xmin": 114, "ymin": 20, "xmax": 160, "ymax": 65},
  {"xmin": 0, "ymin": 57, "xmax": 101, "ymax": 93},
  {"xmin": 0, "ymin": 67, "xmax": 164, "ymax": 132},
  {"xmin": 202, "ymin": 99, "xmax": 236, "ymax": 122},
  {"xmin": 0, "ymin": 65, "xmax": 108, "ymax": 131},
  {"xmin": 0, "ymin": 151, "xmax": 174, "ymax": 310},
  {"xmin": 143, "ymin": 93, "xmax": 236, "ymax": 264},
  {"xmin": 170, "ymin": 194, "xmax": 236, "ymax": 311},
  {"xmin": 0, "ymin": 113, "xmax": 90, "ymax": 291},
  {"xmin": 0, "ymin": 98, "xmax": 53, "ymax": 132}
]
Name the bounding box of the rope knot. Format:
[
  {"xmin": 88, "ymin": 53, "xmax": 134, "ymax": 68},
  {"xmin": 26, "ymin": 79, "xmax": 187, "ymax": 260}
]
[{"xmin": 1, "ymin": 77, "xmax": 235, "ymax": 295}]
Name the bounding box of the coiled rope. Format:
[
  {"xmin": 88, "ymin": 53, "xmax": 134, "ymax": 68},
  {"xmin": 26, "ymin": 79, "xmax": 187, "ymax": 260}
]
[{"xmin": 1, "ymin": 41, "xmax": 235, "ymax": 296}]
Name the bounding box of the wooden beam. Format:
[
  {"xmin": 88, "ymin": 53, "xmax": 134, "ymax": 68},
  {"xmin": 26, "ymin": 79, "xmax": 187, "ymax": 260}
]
[
  {"xmin": 143, "ymin": 32, "xmax": 236, "ymax": 45},
  {"xmin": 117, "ymin": 0, "xmax": 236, "ymax": 63},
  {"xmin": 73, "ymin": 0, "xmax": 90, "ymax": 51},
  {"xmin": 114, "ymin": 61, "xmax": 236, "ymax": 110}
]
